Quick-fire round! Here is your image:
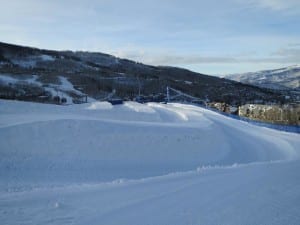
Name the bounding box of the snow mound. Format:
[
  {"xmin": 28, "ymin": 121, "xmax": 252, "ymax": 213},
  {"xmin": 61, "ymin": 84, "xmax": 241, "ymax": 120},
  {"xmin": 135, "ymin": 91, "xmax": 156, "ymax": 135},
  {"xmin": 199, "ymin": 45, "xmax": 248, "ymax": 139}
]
[
  {"xmin": 0, "ymin": 99, "xmax": 299, "ymax": 190},
  {"xmin": 1, "ymin": 100, "xmax": 300, "ymax": 225},
  {"xmin": 87, "ymin": 101, "xmax": 113, "ymax": 110},
  {"xmin": 124, "ymin": 101, "xmax": 156, "ymax": 113}
]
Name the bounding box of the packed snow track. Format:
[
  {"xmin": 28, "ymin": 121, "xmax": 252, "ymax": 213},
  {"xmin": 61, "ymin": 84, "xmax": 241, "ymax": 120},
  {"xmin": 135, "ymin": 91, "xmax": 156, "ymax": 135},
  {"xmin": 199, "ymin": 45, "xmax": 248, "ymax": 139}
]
[{"xmin": 1, "ymin": 100, "xmax": 300, "ymax": 225}]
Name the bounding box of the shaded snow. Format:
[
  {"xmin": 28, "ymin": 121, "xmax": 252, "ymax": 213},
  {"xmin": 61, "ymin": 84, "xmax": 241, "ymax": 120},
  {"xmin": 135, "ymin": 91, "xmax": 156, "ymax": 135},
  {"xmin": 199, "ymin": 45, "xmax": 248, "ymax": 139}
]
[
  {"xmin": 0, "ymin": 74, "xmax": 20, "ymax": 84},
  {"xmin": 0, "ymin": 74, "xmax": 43, "ymax": 87},
  {"xmin": 40, "ymin": 54, "xmax": 55, "ymax": 61},
  {"xmin": 10, "ymin": 54, "xmax": 55, "ymax": 68},
  {"xmin": 0, "ymin": 100, "xmax": 300, "ymax": 225},
  {"xmin": 226, "ymin": 65, "xmax": 300, "ymax": 90},
  {"xmin": 0, "ymin": 74, "xmax": 95, "ymax": 104}
]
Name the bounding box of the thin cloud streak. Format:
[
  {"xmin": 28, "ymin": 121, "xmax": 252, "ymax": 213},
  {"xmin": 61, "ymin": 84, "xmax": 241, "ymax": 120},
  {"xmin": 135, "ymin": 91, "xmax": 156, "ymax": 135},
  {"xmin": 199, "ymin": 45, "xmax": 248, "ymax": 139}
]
[
  {"xmin": 237, "ymin": 0, "xmax": 300, "ymax": 12},
  {"xmin": 115, "ymin": 50, "xmax": 300, "ymax": 66}
]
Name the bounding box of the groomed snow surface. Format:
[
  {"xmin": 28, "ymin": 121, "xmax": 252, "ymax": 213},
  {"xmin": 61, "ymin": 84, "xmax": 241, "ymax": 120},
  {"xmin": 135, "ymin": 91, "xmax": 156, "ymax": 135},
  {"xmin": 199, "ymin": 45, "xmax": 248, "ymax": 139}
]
[{"xmin": 1, "ymin": 100, "xmax": 300, "ymax": 225}]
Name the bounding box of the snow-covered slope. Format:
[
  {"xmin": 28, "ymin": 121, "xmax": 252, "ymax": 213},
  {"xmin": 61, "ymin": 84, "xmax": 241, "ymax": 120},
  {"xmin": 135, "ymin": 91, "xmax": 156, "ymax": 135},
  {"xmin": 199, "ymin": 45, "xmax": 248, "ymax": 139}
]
[
  {"xmin": 2, "ymin": 42, "xmax": 293, "ymax": 106},
  {"xmin": 1, "ymin": 100, "xmax": 300, "ymax": 225},
  {"xmin": 0, "ymin": 74, "xmax": 93, "ymax": 104},
  {"xmin": 226, "ymin": 65, "xmax": 300, "ymax": 90}
]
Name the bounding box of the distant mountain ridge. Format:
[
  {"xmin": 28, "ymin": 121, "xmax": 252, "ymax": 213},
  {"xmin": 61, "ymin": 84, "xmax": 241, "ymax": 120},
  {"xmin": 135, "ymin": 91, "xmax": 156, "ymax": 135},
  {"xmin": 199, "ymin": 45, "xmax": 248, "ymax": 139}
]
[{"xmin": 225, "ymin": 65, "xmax": 300, "ymax": 91}]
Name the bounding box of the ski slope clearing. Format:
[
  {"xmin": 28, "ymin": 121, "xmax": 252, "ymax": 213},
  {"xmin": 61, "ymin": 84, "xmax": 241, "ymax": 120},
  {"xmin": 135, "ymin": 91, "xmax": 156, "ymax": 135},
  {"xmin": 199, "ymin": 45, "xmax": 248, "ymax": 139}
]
[
  {"xmin": 0, "ymin": 100, "xmax": 300, "ymax": 225},
  {"xmin": 0, "ymin": 74, "xmax": 94, "ymax": 104}
]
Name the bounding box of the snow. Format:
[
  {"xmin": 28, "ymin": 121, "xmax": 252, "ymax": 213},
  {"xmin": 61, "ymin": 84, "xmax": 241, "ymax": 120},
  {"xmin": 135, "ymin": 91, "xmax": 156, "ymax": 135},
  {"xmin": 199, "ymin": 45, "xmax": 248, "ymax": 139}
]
[
  {"xmin": 87, "ymin": 101, "xmax": 113, "ymax": 110},
  {"xmin": 0, "ymin": 61, "xmax": 10, "ymax": 67},
  {"xmin": 269, "ymin": 65, "xmax": 300, "ymax": 75},
  {"xmin": 0, "ymin": 74, "xmax": 95, "ymax": 104},
  {"xmin": 0, "ymin": 99, "xmax": 300, "ymax": 225},
  {"xmin": 226, "ymin": 65, "xmax": 300, "ymax": 90},
  {"xmin": 58, "ymin": 76, "xmax": 79, "ymax": 93},
  {"xmin": 0, "ymin": 74, "xmax": 41, "ymax": 86},
  {"xmin": 11, "ymin": 59, "xmax": 37, "ymax": 68},
  {"xmin": 184, "ymin": 80, "xmax": 193, "ymax": 85},
  {"xmin": 10, "ymin": 54, "xmax": 55, "ymax": 68},
  {"xmin": 40, "ymin": 54, "xmax": 55, "ymax": 61},
  {"xmin": 0, "ymin": 74, "xmax": 19, "ymax": 84},
  {"xmin": 124, "ymin": 101, "xmax": 156, "ymax": 113}
]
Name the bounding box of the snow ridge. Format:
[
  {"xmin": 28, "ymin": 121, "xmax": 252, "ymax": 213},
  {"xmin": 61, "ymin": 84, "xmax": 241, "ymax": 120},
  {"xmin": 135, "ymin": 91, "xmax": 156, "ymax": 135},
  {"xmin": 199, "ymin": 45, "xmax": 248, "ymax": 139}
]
[{"xmin": 1, "ymin": 100, "xmax": 300, "ymax": 225}]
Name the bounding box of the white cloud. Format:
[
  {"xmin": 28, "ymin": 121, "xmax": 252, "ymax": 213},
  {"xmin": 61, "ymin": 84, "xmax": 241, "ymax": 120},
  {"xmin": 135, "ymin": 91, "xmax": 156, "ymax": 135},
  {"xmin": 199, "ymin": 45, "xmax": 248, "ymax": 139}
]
[
  {"xmin": 1, "ymin": 0, "xmax": 299, "ymax": 74},
  {"xmin": 273, "ymin": 47, "xmax": 300, "ymax": 59},
  {"xmin": 111, "ymin": 47, "xmax": 300, "ymax": 66},
  {"xmin": 244, "ymin": 0, "xmax": 300, "ymax": 12}
]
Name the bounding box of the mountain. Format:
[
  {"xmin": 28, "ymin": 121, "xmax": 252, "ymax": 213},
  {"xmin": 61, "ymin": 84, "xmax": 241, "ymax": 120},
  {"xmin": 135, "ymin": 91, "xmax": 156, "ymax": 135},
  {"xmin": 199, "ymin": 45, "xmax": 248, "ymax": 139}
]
[
  {"xmin": 0, "ymin": 42, "xmax": 296, "ymax": 105},
  {"xmin": 225, "ymin": 65, "xmax": 300, "ymax": 91}
]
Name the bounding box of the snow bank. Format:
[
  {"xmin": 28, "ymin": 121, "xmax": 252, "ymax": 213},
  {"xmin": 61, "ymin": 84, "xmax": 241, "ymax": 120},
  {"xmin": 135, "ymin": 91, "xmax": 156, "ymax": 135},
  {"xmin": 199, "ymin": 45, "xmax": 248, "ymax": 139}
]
[
  {"xmin": 1, "ymin": 99, "xmax": 299, "ymax": 190},
  {"xmin": 124, "ymin": 101, "xmax": 156, "ymax": 113},
  {"xmin": 1, "ymin": 100, "xmax": 300, "ymax": 225},
  {"xmin": 87, "ymin": 101, "xmax": 113, "ymax": 110}
]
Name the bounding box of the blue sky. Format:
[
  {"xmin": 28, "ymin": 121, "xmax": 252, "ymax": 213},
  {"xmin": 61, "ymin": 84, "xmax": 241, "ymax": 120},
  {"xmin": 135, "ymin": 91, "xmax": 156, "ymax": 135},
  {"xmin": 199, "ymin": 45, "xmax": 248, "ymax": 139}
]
[{"xmin": 1, "ymin": 0, "xmax": 300, "ymax": 75}]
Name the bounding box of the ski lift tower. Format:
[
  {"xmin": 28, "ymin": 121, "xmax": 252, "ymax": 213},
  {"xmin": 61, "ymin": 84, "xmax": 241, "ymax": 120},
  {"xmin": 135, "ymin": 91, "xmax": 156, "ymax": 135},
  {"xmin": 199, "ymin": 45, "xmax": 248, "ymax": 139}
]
[
  {"xmin": 166, "ymin": 86, "xmax": 170, "ymax": 103},
  {"xmin": 166, "ymin": 86, "xmax": 206, "ymax": 105}
]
